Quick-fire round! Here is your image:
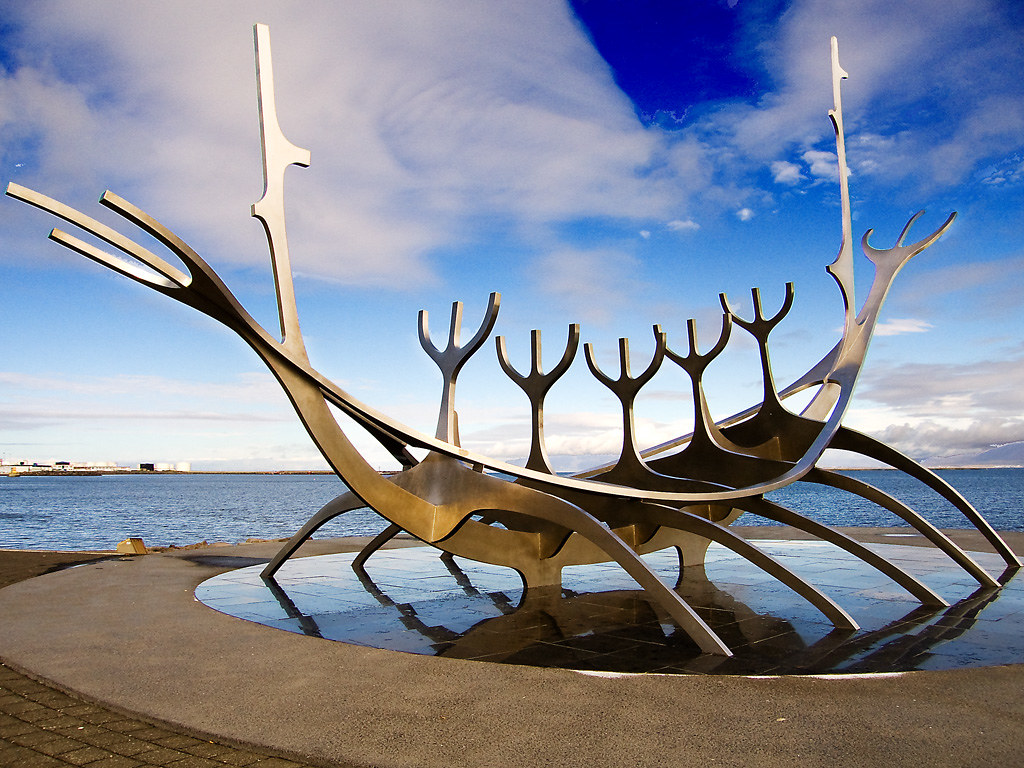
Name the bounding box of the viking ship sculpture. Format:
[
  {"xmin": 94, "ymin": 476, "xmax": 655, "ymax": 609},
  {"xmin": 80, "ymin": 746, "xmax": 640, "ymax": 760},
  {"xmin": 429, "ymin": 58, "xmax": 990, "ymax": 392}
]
[{"xmin": 7, "ymin": 27, "xmax": 1020, "ymax": 657}]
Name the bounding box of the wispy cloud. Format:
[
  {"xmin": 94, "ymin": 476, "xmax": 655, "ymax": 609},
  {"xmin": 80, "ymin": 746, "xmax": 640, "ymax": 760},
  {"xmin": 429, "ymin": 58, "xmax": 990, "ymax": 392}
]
[
  {"xmin": 891, "ymin": 254, "xmax": 1024, "ymax": 321},
  {"xmin": 0, "ymin": 369, "xmax": 297, "ymax": 441},
  {"xmin": 0, "ymin": 2, "xmax": 679, "ymax": 288},
  {"xmin": 667, "ymin": 218, "xmax": 700, "ymax": 232},
  {"xmin": 462, "ymin": 409, "xmax": 695, "ymax": 464},
  {"xmin": 802, "ymin": 150, "xmax": 837, "ymax": 181},
  {"xmin": 858, "ymin": 355, "xmax": 1024, "ymax": 417},
  {"xmin": 0, "ymin": 405, "xmax": 289, "ymax": 431},
  {"xmin": 873, "ymin": 318, "xmax": 932, "ymax": 336},
  {"xmin": 835, "ymin": 350, "xmax": 1024, "ymax": 459},
  {"xmin": 532, "ymin": 247, "xmax": 645, "ymax": 325},
  {"xmin": 4, "ymin": 0, "xmax": 1022, "ymax": 293},
  {"xmin": 771, "ymin": 160, "xmax": 803, "ymax": 185},
  {"xmin": 0, "ymin": 371, "xmax": 282, "ymax": 403},
  {"xmin": 872, "ymin": 418, "xmax": 1024, "ymax": 460},
  {"xmin": 691, "ymin": 0, "xmax": 1024, "ymax": 197}
]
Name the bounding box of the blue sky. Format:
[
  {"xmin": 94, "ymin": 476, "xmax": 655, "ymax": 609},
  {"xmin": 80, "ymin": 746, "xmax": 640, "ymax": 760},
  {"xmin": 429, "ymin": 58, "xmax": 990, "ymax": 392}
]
[{"xmin": 1, "ymin": 0, "xmax": 1023, "ymax": 471}]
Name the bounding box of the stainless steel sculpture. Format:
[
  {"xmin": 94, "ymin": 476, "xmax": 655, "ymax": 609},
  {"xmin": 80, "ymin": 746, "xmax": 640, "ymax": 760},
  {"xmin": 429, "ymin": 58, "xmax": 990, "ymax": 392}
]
[{"xmin": 7, "ymin": 28, "xmax": 1020, "ymax": 657}]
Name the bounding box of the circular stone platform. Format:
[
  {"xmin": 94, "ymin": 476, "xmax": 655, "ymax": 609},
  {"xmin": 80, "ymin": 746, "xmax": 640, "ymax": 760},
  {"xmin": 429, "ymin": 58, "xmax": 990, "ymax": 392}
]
[{"xmin": 196, "ymin": 540, "xmax": 1024, "ymax": 675}]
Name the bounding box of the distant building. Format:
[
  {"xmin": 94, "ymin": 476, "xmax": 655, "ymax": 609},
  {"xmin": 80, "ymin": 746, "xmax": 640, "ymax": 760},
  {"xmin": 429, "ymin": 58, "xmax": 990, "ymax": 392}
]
[
  {"xmin": 1, "ymin": 459, "xmax": 133, "ymax": 474},
  {"xmin": 0, "ymin": 459, "xmax": 190, "ymax": 474},
  {"xmin": 140, "ymin": 462, "xmax": 191, "ymax": 472}
]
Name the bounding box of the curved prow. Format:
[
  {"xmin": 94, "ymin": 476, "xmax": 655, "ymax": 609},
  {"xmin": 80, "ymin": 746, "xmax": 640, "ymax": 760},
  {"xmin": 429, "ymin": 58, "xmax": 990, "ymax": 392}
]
[{"xmin": 856, "ymin": 210, "xmax": 956, "ymax": 332}]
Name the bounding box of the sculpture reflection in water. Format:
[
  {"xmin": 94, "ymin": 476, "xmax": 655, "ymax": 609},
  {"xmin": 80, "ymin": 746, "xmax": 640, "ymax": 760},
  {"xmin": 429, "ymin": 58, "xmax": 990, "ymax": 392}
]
[
  {"xmin": 199, "ymin": 545, "xmax": 1021, "ymax": 675},
  {"xmin": 7, "ymin": 25, "xmax": 1021, "ymax": 658}
]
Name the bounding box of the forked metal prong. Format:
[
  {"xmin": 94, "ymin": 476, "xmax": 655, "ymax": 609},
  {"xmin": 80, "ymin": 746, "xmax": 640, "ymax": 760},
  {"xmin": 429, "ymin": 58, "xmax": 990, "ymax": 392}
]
[
  {"xmin": 665, "ymin": 314, "xmax": 732, "ymax": 375},
  {"xmin": 419, "ymin": 292, "xmax": 501, "ymax": 444},
  {"xmin": 496, "ymin": 324, "xmax": 580, "ymax": 473},
  {"xmin": 6, "ymin": 182, "xmax": 190, "ymax": 289},
  {"xmin": 861, "ymin": 210, "xmax": 957, "ymax": 267}
]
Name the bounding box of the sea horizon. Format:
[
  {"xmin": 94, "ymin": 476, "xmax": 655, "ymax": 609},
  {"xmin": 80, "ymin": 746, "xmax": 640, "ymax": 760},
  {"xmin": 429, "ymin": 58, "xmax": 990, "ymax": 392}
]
[{"xmin": 1, "ymin": 468, "xmax": 1021, "ymax": 552}]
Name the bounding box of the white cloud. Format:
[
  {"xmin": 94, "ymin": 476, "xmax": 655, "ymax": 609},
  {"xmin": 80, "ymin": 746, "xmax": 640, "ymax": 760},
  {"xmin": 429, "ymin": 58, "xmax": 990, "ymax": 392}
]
[
  {"xmin": 689, "ymin": 0, "xmax": 1024, "ymax": 195},
  {"xmin": 0, "ymin": 368, "xmax": 321, "ymax": 468},
  {"xmin": 533, "ymin": 247, "xmax": 644, "ymax": 325},
  {"xmin": 5, "ymin": 0, "xmax": 1021, "ymax": 296},
  {"xmin": 771, "ymin": 160, "xmax": 803, "ymax": 185},
  {"xmin": 0, "ymin": 371, "xmax": 283, "ymax": 404},
  {"xmin": 0, "ymin": 370, "xmax": 294, "ymax": 433},
  {"xmin": 873, "ymin": 318, "xmax": 932, "ymax": 336},
  {"xmin": 736, "ymin": 208, "xmax": 754, "ymax": 221},
  {"xmin": 0, "ymin": 404, "xmax": 287, "ymax": 429},
  {"xmin": 980, "ymin": 155, "xmax": 1024, "ymax": 186},
  {"xmin": 666, "ymin": 218, "xmax": 700, "ymax": 232},
  {"xmin": 871, "ymin": 419, "xmax": 1024, "ymax": 460},
  {"xmin": 802, "ymin": 149, "xmax": 838, "ymax": 180},
  {"xmin": 0, "ymin": 2, "xmax": 682, "ymax": 288},
  {"xmin": 467, "ymin": 411, "xmax": 622, "ymax": 461},
  {"xmin": 462, "ymin": 409, "xmax": 698, "ymax": 465},
  {"xmin": 857, "ymin": 355, "xmax": 1024, "ymax": 418},
  {"xmin": 639, "ymin": 229, "xmax": 651, "ymax": 239},
  {"xmin": 891, "ymin": 254, "xmax": 1024, "ymax": 321},
  {"xmin": 828, "ymin": 350, "xmax": 1024, "ymax": 460}
]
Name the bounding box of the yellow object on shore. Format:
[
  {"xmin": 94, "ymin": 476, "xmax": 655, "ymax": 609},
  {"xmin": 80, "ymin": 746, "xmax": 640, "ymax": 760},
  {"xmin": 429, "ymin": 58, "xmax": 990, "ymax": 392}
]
[{"xmin": 116, "ymin": 538, "xmax": 147, "ymax": 555}]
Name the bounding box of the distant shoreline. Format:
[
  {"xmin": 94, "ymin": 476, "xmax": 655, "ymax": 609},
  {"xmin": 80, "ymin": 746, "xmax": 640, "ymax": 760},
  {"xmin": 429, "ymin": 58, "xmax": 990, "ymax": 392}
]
[
  {"xmin": 3, "ymin": 466, "xmax": 1020, "ymax": 478},
  {"xmin": 1, "ymin": 470, "xmax": 338, "ymax": 477}
]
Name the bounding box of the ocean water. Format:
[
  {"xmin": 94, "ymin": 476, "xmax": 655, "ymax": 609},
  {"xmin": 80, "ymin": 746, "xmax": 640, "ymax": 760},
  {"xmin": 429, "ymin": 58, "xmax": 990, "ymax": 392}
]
[
  {"xmin": 749, "ymin": 467, "xmax": 1024, "ymax": 530},
  {"xmin": 0, "ymin": 473, "xmax": 381, "ymax": 551},
  {"xmin": 0, "ymin": 469, "xmax": 1021, "ymax": 551}
]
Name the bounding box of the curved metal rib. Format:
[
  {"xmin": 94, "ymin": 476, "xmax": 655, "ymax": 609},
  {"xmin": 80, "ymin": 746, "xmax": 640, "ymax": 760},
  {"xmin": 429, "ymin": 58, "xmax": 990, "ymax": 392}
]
[
  {"xmin": 6, "ymin": 184, "xmax": 189, "ymax": 290},
  {"xmin": 352, "ymin": 523, "xmax": 404, "ymax": 571},
  {"xmin": 736, "ymin": 496, "xmax": 949, "ymax": 606},
  {"xmin": 389, "ymin": 454, "xmax": 733, "ymax": 655},
  {"xmin": 525, "ymin": 506, "xmax": 731, "ymax": 654},
  {"xmin": 804, "ymin": 468, "xmax": 1000, "ymax": 587},
  {"xmin": 641, "ymin": 504, "xmax": 858, "ymax": 629},
  {"xmin": 262, "ymin": 491, "xmax": 367, "ymax": 579},
  {"xmin": 829, "ymin": 426, "xmax": 1022, "ymax": 568}
]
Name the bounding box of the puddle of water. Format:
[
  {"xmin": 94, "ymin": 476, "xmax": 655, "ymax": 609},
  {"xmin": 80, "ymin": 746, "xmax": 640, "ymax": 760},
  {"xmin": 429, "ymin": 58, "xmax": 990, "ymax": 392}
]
[{"xmin": 195, "ymin": 542, "xmax": 1023, "ymax": 676}]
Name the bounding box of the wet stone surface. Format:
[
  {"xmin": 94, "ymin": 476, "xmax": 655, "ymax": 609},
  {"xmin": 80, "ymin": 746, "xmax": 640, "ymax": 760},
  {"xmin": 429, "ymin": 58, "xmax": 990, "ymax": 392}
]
[{"xmin": 195, "ymin": 542, "xmax": 1024, "ymax": 676}]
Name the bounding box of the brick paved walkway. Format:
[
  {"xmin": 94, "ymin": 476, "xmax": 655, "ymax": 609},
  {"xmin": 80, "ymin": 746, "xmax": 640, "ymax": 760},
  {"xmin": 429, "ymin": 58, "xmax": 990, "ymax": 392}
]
[{"xmin": 0, "ymin": 551, "xmax": 332, "ymax": 768}]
